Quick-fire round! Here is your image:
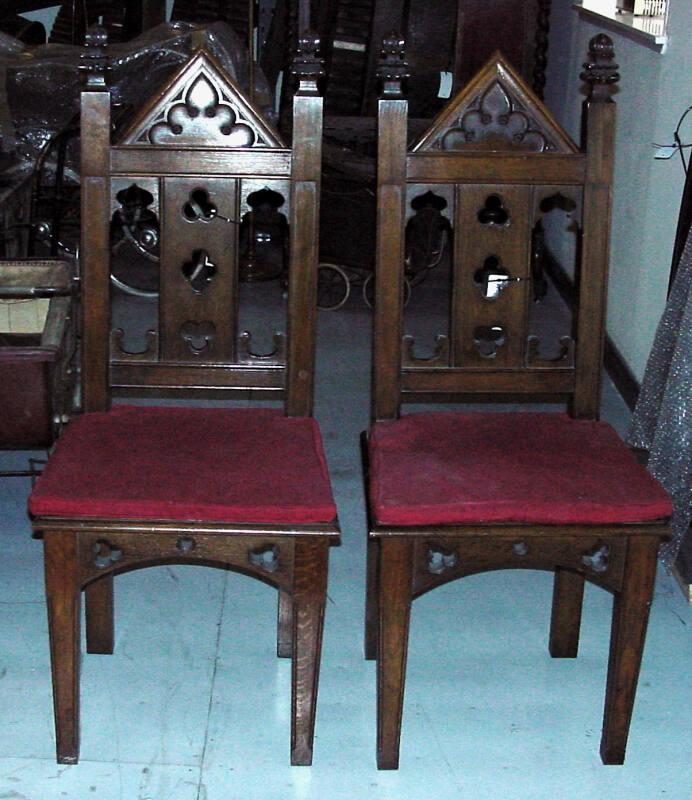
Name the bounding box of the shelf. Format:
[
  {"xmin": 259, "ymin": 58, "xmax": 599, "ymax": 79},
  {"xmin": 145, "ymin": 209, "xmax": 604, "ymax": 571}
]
[{"xmin": 573, "ymin": 2, "xmax": 668, "ymax": 52}]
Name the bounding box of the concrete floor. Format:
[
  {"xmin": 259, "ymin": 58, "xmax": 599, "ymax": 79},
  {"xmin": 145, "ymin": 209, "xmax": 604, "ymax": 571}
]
[{"xmin": 0, "ymin": 281, "xmax": 690, "ymax": 799}]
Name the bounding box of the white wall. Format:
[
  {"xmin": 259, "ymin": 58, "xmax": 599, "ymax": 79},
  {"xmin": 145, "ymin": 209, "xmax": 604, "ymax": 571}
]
[{"xmin": 545, "ymin": 0, "xmax": 691, "ymax": 381}]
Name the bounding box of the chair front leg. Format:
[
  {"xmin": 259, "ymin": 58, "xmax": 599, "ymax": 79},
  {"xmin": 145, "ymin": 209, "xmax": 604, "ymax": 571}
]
[
  {"xmin": 277, "ymin": 588, "xmax": 293, "ymax": 658},
  {"xmin": 290, "ymin": 538, "xmax": 329, "ymax": 766},
  {"xmin": 44, "ymin": 530, "xmax": 82, "ymax": 764},
  {"xmin": 600, "ymin": 535, "xmax": 660, "ymax": 765},
  {"xmin": 365, "ymin": 536, "xmax": 380, "ymax": 660},
  {"xmin": 85, "ymin": 574, "xmax": 114, "ymax": 654},
  {"xmin": 377, "ymin": 537, "xmax": 413, "ymax": 770},
  {"xmin": 549, "ymin": 567, "xmax": 585, "ymax": 658}
]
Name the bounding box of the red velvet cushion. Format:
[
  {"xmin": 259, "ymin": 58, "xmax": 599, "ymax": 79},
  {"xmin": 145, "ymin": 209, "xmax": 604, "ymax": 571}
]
[
  {"xmin": 369, "ymin": 412, "xmax": 672, "ymax": 526},
  {"xmin": 29, "ymin": 406, "xmax": 336, "ymax": 524}
]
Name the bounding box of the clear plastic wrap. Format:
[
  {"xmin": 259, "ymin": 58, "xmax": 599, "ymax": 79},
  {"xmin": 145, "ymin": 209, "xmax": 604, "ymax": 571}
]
[{"xmin": 0, "ymin": 21, "xmax": 273, "ymax": 170}]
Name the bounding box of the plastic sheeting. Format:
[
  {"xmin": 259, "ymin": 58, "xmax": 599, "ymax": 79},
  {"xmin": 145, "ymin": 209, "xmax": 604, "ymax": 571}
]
[
  {"xmin": 628, "ymin": 226, "xmax": 692, "ymax": 567},
  {"xmin": 0, "ymin": 21, "xmax": 274, "ymax": 170}
]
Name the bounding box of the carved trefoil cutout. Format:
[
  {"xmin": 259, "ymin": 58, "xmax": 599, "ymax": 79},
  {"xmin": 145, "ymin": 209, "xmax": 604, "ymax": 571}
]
[
  {"xmin": 412, "ymin": 53, "xmax": 579, "ymax": 154},
  {"xmin": 117, "ymin": 50, "xmax": 285, "ymax": 149},
  {"xmin": 478, "ymin": 194, "xmax": 510, "ymax": 226}
]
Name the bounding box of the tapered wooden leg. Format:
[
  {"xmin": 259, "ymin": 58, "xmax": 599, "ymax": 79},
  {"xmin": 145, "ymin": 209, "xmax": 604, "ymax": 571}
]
[
  {"xmin": 291, "ymin": 538, "xmax": 329, "ymax": 766},
  {"xmin": 85, "ymin": 575, "xmax": 114, "ymax": 655},
  {"xmin": 277, "ymin": 588, "xmax": 293, "ymax": 658},
  {"xmin": 365, "ymin": 537, "xmax": 380, "ymax": 660},
  {"xmin": 549, "ymin": 567, "xmax": 585, "ymax": 658},
  {"xmin": 44, "ymin": 531, "xmax": 81, "ymax": 765},
  {"xmin": 377, "ymin": 537, "xmax": 413, "ymax": 770},
  {"xmin": 600, "ymin": 536, "xmax": 660, "ymax": 765}
]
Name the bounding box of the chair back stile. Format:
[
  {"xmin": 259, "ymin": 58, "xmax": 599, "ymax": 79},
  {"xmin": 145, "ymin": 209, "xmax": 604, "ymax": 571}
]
[
  {"xmin": 372, "ymin": 34, "xmax": 620, "ymax": 422},
  {"xmin": 80, "ymin": 27, "xmax": 111, "ymax": 413},
  {"xmin": 286, "ymin": 39, "xmax": 324, "ymax": 417}
]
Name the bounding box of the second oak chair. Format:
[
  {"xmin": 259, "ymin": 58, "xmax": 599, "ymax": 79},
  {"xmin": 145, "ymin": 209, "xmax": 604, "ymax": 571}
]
[
  {"xmin": 364, "ymin": 35, "xmax": 671, "ymax": 769},
  {"xmin": 29, "ymin": 29, "xmax": 339, "ymax": 766}
]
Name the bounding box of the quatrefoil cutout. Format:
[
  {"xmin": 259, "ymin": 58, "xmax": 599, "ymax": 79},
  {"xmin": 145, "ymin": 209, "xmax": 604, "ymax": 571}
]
[
  {"xmin": 149, "ymin": 74, "xmax": 257, "ymax": 146},
  {"xmin": 182, "ymin": 249, "xmax": 217, "ymax": 293},
  {"xmin": 474, "ymin": 256, "xmax": 511, "ymax": 300}
]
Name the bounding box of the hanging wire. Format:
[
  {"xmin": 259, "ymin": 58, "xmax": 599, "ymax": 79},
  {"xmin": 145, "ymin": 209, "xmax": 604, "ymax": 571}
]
[{"xmin": 673, "ymin": 105, "xmax": 692, "ymax": 175}]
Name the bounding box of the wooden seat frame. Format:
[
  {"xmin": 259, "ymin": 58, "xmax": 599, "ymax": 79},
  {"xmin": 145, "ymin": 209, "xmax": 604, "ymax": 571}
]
[
  {"xmin": 364, "ymin": 34, "xmax": 670, "ymax": 769},
  {"xmin": 31, "ymin": 28, "xmax": 339, "ymax": 766}
]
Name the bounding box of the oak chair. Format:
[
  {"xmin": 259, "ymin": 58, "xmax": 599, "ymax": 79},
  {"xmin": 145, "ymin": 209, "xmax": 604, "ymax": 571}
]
[
  {"xmin": 364, "ymin": 34, "xmax": 671, "ymax": 769},
  {"xmin": 29, "ymin": 28, "xmax": 339, "ymax": 766}
]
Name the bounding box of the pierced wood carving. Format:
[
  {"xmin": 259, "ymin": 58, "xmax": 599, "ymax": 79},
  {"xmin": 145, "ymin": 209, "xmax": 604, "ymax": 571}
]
[
  {"xmin": 412, "ymin": 54, "xmax": 579, "ymax": 155},
  {"xmin": 427, "ymin": 545, "xmax": 458, "ymax": 575},
  {"xmin": 474, "ymin": 325, "xmax": 506, "ymax": 359},
  {"xmin": 148, "ymin": 73, "xmax": 258, "ymax": 146},
  {"xmin": 118, "ymin": 50, "xmax": 285, "ymax": 148},
  {"xmin": 248, "ymin": 544, "xmax": 280, "ymax": 573},
  {"xmin": 474, "ymin": 256, "xmax": 515, "ymax": 300},
  {"xmin": 181, "ymin": 250, "xmax": 217, "ymax": 293},
  {"xmin": 526, "ymin": 335, "xmax": 574, "ymax": 367},
  {"xmin": 110, "ymin": 328, "xmax": 159, "ymax": 361},
  {"xmin": 238, "ymin": 331, "xmax": 286, "ymax": 365},
  {"xmin": 442, "ymin": 80, "xmax": 550, "ymax": 151},
  {"xmin": 180, "ymin": 320, "xmax": 216, "ymax": 355},
  {"xmin": 478, "ymin": 195, "xmax": 510, "ymax": 226},
  {"xmin": 402, "ymin": 334, "xmax": 449, "ymax": 368}
]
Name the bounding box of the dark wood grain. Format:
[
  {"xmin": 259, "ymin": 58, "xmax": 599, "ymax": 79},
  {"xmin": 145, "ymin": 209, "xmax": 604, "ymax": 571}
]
[
  {"xmin": 600, "ymin": 536, "xmax": 660, "ymax": 764},
  {"xmin": 377, "ymin": 537, "xmax": 413, "ymax": 770},
  {"xmin": 85, "ymin": 575, "xmax": 114, "ymax": 655},
  {"xmin": 549, "ymin": 567, "xmax": 585, "ymax": 658},
  {"xmin": 291, "ymin": 538, "xmax": 330, "ymax": 765},
  {"xmin": 44, "ymin": 531, "xmax": 81, "ymax": 764}
]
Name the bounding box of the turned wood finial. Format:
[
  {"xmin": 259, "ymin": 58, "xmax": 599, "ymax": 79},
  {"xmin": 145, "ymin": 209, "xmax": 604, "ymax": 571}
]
[
  {"xmin": 80, "ymin": 25, "xmax": 109, "ymax": 89},
  {"xmin": 290, "ymin": 31, "xmax": 324, "ymax": 95},
  {"xmin": 581, "ymin": 34, "xmax": 619, "ymax": 102},
  {"xmin": 377, "ymin": 33, "xmax": 409, "ymax": 99}
]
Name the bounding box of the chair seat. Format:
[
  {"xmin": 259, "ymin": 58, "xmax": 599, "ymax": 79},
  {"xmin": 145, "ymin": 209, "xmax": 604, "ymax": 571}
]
[
  {"xmin": 369, "ymin": 412, "xmax": 672, "ymax": 527},
  {"xmin": 29, "ymin": 406, "xmax": 337, "ymax": 524}
]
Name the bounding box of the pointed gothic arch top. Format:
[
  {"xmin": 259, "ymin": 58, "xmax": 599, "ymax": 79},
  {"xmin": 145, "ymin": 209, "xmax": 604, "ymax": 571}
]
[
  {"xmin": 117, "ymin": 49, "xmax": 285, "ymax": 148},
  {"xmin": 412, "ymin": 52, "xmax": 578, "ymax": 155}
]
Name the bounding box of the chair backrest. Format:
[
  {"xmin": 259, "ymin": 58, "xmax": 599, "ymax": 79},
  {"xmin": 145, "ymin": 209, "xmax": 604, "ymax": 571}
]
[
  {"xmin": 372, "ymin": 34, "xmax": 619, "ymax": 422},
  {"xmin": 79, "ymin": 27, "xmax": 323, "ymax": 417}
]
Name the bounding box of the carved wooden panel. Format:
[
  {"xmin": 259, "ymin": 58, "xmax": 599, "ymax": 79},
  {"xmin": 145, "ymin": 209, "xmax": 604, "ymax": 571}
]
[
  {"xmin": 118, "ymin": 51, "xmax": 285, "ymax": 149},
  {"xmin": 412, "ymin": 54, "xmax": 578, "ymax": 155},
  {"xmin": 160, "ymin": 177, "xmax": 238, "ymax": 362},
  {"xmin": 452, "ymin": 184, "xmax": 532, "ymax": 368}
]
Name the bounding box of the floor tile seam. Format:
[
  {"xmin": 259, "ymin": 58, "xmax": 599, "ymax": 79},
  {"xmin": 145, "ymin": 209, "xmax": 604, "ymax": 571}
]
[
  {"xmin": 0, "ymin": 754, "xmax": 200, "ymax": 768},
  {"xmin": 195, "ymin": 569, "xmax": 230, "ymax": 798}
]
